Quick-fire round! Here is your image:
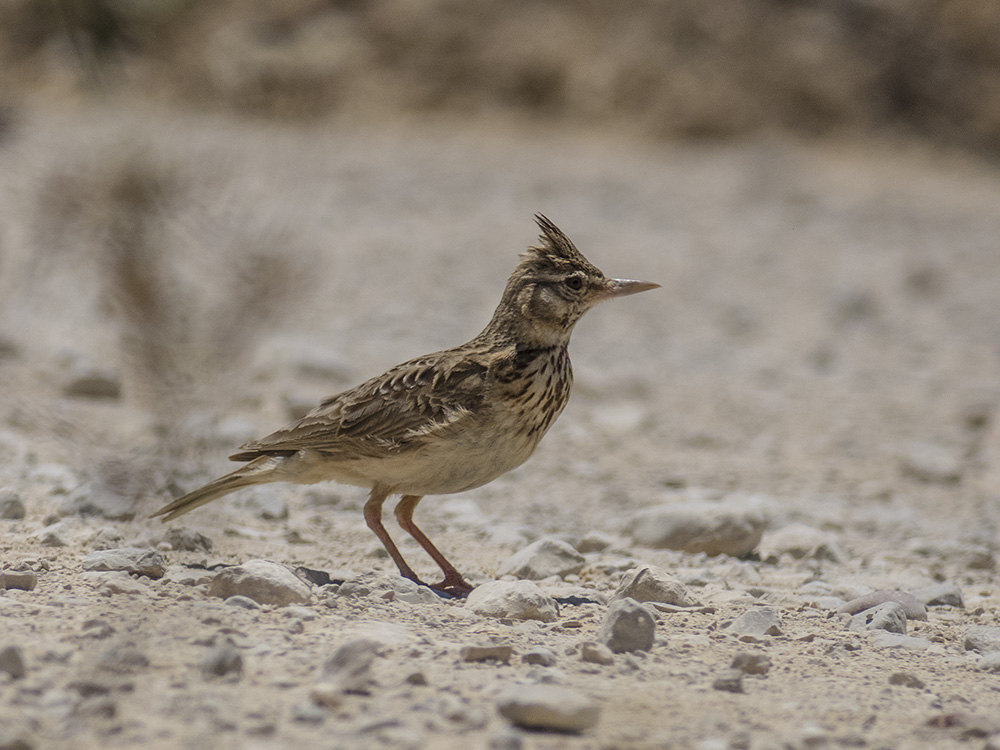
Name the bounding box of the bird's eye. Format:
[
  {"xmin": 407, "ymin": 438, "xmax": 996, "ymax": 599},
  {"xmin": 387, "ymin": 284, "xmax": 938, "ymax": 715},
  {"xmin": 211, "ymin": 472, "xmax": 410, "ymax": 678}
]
[{"xmin": 564, "ymin": 275, "xmax": 585, "ymax": 291}]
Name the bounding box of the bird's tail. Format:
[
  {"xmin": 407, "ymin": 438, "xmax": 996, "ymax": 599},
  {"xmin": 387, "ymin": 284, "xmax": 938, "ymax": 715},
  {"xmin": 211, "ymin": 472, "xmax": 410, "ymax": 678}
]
[{"xmin": 151, "ymin": 456, "xmax": 280, "ymax": 522}]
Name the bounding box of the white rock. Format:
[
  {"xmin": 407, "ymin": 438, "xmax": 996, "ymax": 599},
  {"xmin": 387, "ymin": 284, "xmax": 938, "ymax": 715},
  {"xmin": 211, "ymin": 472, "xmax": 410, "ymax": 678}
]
[
  {"xmin": 0, "ymin": 570, "xmax": 37, "ymax": 591},
  {"xmin": 208, "ymin": 560, "xmax": 311, "ymax": 606},
  {"xmin": 898, "ymin": 441, "xmax": 962, "ymax": 483},
  {"xmin": 965, "ymin": 625, "xmax": 1000, "ymax": 654},
  {"xmin": 628, "ymin": 498, "xmax": 768, "ymax": 557},
  {"xmin": 497, "ymin": 538, "xmax": 585, "ymax": 580},
  {"xmin": 497, "ymin": 684, "xmax": 599, "ymax": 733},
  {"xmin": 612, "ymin": 565, "xmax": 700, "ymax": 607},
  {"xmin": 466, "ymin": 580, "xmax": 559, "ymax": 622},
  {"xmin": 725, "ymin": 606, "xmax": 784, "ymax": 638},
  {"xmin": 81, "ymin": 548, "xmax": 166, "ymax": 579},
  {"xmin": 95, "ymin": 572, "xmax": 149, "ymax": 596},
  {"xmin": 580, "ymin": 641, "xmax": 614, "ymax": 666},
  {"xmin": 849, "ymin": 602, "xmax": 907, "ymax": 635}
]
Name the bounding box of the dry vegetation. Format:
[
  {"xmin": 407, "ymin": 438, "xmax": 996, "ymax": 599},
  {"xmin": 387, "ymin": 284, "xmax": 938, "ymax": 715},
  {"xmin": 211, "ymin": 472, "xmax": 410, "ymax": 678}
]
[{"xmin": 3, "ymin": 0, "xmax": 1000, "ymax": 152}]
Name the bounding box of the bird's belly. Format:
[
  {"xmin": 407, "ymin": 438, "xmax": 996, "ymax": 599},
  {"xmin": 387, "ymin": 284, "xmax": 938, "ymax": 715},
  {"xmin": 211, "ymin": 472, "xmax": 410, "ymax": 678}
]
[
  {"xmin": 390, "ymin": 429, "xmax": 540, "ymax": 495},
  {"xmin": 322, "ymin": 417, "xmax": 540, "ymax": 496}
]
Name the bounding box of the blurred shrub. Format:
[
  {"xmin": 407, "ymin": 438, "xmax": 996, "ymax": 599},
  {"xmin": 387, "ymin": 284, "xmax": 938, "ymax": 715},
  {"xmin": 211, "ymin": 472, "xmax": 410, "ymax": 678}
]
[{"xmin": 3, "ymin": 0, "xmax": 1000, "ymax": 152}]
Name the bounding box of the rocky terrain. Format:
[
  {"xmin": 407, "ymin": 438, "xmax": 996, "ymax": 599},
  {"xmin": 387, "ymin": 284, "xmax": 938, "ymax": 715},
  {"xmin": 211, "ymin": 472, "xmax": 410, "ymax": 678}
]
[{"xmin": 2, "ymin": 104, "xmax": 1000, "ymax": 750}]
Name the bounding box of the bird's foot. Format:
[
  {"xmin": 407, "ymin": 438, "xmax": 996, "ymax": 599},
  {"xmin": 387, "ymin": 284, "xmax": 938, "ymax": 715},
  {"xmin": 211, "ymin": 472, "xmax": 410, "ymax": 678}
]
[
  {"xmin": 429, "ymin": 574, "xmax": 474, "ymax": 598},
  {"xmin": 398, "ymin": 568, "xmax": 473, "ymax": 598}
]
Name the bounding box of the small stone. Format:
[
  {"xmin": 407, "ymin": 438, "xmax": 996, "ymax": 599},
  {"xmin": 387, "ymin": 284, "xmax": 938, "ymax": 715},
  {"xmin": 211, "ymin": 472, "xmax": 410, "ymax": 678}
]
[
  {"xmin": 760, "ymin": 524, "xmax": 842, "ymax": 562},
  {"xmin": 725, "ymin": 607, "xmax": 783, "ymax": 639},
  {"xmin": 465, "ymin": 580, "xmax": 559, "ymax": 622},
  {"xmin": 76, "ymin": 696, "xmax": 117, "ymax": 720},
  {"xmin": 521, "ymin": 647, "xmax": 557, "ymax": 666},
  {"xmin": 870, "ymin": 632, "xmax": 932, "ymax": 650},
  {"xmin": 319, "ymin": 639, "xmax": 377, "ymax": 694},
  {"xmin": 898, "ymin": 441, "xmax": 962, "ymax": 483},
  {"xmin": 849, "ymin": 602, "xmax": 907, "ymax": 635},
  {"xmin": 203, "ymin": 641, "xmax": 243, "ymax": 680},
  {"xmin": 612, "ymin": 565, "xmax": 700, "ymax": 607},
  {"xmin": 165, "ymin": 528, "xmax": 213, "ymax": 553},
  {"xmin": 162, "ymin": 566, "xmax": 213, "ymax": 586},
  {"xmin": 839, "ymin": 590, "xmax": 926, "ymax": 620},
  {"xmin": 63, "ymin": 367, "xmax": 121, "ymax": 399},
  {"xmin": 389, "ymin": 577, "xmax": 440, "ymax": 605},
  {"xmin": 460, "ymin": 645, "xmax": 513, "ymax": 664},
  {"xmin": 712, "ymin": 670, "xmax": 744, "ymax": 693},
  {"xmin": 404, "ymin": 671, "xmax": 428, "ymax": 686},
  {"xmin": 888, "ymin": 671, "xmax": 925, "ymax": 689},
  {"xmin": 207, "ymin": 560, "xmax": 311, "ymax": 606},
  {"xmin": 488, "ymin": 728, "xmax": 524, "ymax": 750},
  {"xmin": 497, "ymin": 538, "xmax": 586, "ymax": 580},
  {"xmin": 580, "ymin": 641, "xmax": 615, "ymax": 666},
  {"xmin": 0, "ymin": 490, "xmax": 25, "ymax": 520},
  {"xmin": 965, "ymin": 625, "xmax": 1000, "ymax": 655},
  {"xmin": 68, "ymin": 679, "xmax": 113, "ymax": 698},
  {"xmin": 225, "ymin": 595, "xmax": 262, "ymax": 610},
  {"xmin": 597, "ymin": 597, "xmax": 656, "ymax": 653},
  {"xmin": 283, "ymin": 605, "xmax": 318, "ymax": 621},
  {"xmin": 35, "ymin": 529, "xmax": 68, "ymax": 547},
  {"xmin": 977, "ymin": 653, "xmax": 1000, "ymax": 673},
  {"xmin": 497, "ymin": 684, "xmax": 599, "ymax": 733},
  {"xmin": 731, "ymin": 651, "xmax": 771, "ymax": 675},
  {"xmin": 576, "ymin": 531, "xmax": 614, "ymax": 553},
  {"xmin": 81, "ymin": 548, "xmax": 166, "ymax": 579},
  {"xmin": 98, "ymin": 643, "xmax": 150, "ymax": 673},
  {"xmin": 81, "ymin": 619, "xmax": 115, "ymax": 639},
  {"xmin": 0, "ymin": 570, "xmax": 37, "ymax": 591},
  {"xmin": 0, "ymin": 646, "xmax": 26, "ymax": 679},
  {"xmin": 926, "ymin": 712, "xmax": 1000, "ymax": 737},
  {"xmin": 96, "ymin": 574, "xmax": 148, "ymax": 596},
  {"xmin": 911, "ymin": 582, "xmax": 964, "ymax": 608},
  {"xmin": 292, "ymin": 702, "xmax": 327, "ymax": 724},
  {"xmin": 628, "ymin": 499, "xmax": 767, "ymax": 557},
  {"xmin": 310, "ymin": 683, "xmax": 344, "ymax": 709}
]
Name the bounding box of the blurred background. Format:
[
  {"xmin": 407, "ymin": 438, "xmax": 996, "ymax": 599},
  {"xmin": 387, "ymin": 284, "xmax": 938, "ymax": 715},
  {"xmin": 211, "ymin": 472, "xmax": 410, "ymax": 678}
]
[
  {"xmin": 3, "ymin": 0, "xmax": 1000, "ymax": 150},
  {"xmin": 4, "ymin": 9, "xmax": 1000, "ymax": 746},
  {"xmin": 2, "ymin": 0, "xmax": 1000, "ymax": 531}
]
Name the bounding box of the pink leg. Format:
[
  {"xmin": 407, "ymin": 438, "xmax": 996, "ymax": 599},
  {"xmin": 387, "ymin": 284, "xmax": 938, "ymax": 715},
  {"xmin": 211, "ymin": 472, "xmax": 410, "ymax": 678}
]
[
  {"xmin": 363, "ymin": 485, "xmax": 426, "ymax": 586},
  {"xmin": 394, "ymin": 494, "xmax": 473, "ymax": 596}
]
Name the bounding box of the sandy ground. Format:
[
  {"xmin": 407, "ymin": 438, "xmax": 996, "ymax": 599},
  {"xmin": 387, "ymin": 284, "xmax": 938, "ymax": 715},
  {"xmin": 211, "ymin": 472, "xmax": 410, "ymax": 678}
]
[{"xmin": 2, "ymin": 103, "xmax": 1000, "ymax": 749}]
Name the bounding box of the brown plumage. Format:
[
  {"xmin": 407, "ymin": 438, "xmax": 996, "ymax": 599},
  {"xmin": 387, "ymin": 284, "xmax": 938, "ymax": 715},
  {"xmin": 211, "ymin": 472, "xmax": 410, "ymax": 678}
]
[{"xmin": 152, "ymin": 215, "xmax": 658, "ymax": 595}]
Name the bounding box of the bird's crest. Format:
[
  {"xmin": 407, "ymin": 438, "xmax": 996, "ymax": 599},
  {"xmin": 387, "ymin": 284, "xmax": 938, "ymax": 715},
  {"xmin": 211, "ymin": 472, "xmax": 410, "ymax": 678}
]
[{"xmin": 520, "ymin": 214, "xmax": 601, "ymax": 276}]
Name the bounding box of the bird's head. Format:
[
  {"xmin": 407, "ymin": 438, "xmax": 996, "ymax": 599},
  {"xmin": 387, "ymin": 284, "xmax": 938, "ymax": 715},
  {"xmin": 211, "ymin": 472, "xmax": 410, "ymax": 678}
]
[{"xmin": 488, "ymin": 215, "xmax": 659, "ymax": 347}]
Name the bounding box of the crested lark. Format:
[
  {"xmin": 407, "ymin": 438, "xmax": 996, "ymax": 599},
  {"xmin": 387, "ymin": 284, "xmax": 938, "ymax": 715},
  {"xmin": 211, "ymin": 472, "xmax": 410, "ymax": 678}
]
[{"xmin": 152, "ymin": 215, "xmax": 658, "ymax": 595}]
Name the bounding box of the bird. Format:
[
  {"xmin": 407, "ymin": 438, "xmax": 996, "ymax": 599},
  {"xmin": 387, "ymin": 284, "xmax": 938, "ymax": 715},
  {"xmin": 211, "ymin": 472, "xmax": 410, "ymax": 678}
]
[{"xmin": 152, "ymin": 215, "xmax": 658, "ymax": 595}]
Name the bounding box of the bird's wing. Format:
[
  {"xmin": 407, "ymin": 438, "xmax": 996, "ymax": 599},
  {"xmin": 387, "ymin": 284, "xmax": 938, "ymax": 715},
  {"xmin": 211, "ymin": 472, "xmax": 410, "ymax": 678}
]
[{"xmin": 229, "ymin": 349, "xmax": 492, "ymax": 461}]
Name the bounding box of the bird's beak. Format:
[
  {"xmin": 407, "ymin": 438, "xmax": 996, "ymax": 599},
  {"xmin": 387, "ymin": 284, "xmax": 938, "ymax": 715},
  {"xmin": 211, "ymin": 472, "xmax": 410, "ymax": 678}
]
[{"xmin": 593, "ymin": 278, "xmax": 661, "ymax": 302}]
